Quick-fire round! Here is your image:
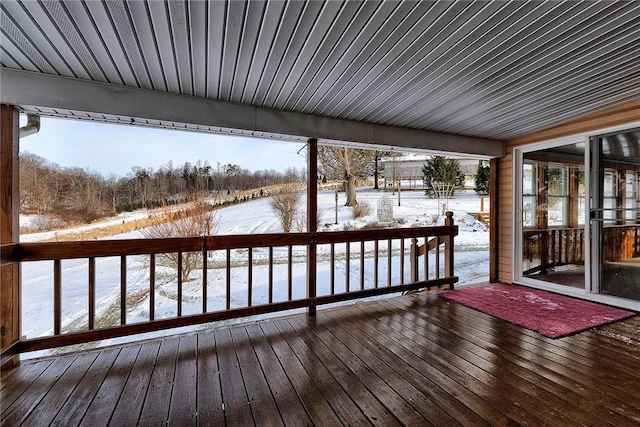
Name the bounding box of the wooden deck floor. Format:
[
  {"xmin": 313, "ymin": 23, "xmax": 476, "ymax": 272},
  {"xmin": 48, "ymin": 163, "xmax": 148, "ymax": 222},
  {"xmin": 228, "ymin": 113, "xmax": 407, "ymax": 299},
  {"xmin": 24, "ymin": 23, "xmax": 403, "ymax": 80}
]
[{"xmin": 2, "ymin": 291, "xmax": 640, "ymax": 426}]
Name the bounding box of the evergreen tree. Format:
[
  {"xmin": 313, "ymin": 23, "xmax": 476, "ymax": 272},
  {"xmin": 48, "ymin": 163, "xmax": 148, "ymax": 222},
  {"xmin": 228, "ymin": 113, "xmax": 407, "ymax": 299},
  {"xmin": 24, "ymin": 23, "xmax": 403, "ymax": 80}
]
[
  {"xmin": 422, "ymin": 156, "xmax": 465, "ymax": 198},
  {"xmin": 474, "ymin": 160, "xmax": 490, "ymax": 195}
]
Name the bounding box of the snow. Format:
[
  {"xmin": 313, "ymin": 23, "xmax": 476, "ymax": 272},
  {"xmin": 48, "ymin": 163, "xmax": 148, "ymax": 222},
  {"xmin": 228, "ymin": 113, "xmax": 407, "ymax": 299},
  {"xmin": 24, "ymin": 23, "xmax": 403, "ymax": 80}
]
[{"xmin": 19, "ymin": 188, "xmax": 489, "ymax": 358}]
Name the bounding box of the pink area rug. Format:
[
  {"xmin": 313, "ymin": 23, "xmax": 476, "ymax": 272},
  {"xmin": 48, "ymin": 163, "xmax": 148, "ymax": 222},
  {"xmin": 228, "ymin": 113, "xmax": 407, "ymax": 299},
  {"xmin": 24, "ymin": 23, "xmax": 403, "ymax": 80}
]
[{"xmin": 438, "ymin": 284, "xmax": 635, "ymax": 338}]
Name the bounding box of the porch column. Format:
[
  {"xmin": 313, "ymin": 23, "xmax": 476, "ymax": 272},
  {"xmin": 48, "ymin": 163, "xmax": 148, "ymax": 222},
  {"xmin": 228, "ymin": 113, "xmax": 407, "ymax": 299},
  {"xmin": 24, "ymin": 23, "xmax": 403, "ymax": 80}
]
[
  {"xmin": 1, "ymin": 104, "xmax": 20, "ymax": 369},
  {"xmin": 307, "ymin": 138, "xmax": 318, "ymax": 316},
  {"xmin": 489, "ymin": 158, "xmax": 499, "ymax": 283}
]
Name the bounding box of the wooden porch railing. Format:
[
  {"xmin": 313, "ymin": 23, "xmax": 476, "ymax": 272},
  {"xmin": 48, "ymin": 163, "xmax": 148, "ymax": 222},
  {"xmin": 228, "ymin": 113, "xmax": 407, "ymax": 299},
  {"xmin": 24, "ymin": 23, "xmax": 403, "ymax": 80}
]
[{"xmin": 1, "ymin": 221, "xmax": 457, "ymax": 358}]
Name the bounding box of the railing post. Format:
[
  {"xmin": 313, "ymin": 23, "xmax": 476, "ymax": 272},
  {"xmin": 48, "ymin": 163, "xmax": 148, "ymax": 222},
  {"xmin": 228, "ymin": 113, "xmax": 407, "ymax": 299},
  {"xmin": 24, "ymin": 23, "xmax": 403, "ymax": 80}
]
[
  {"xmin": 1, "ymin": 104, "xmax": 21, "ymax": 369},
  {"xmin": 444, "ymin": 212, "xmax": 454, "ymax": 289},
  {"xmin": 410, "ymin": 237, "xmax": 419, "ymax": 283},
  {"xmin": 307, "ymin": 138, "xmax": 318, "ymax": 316}
]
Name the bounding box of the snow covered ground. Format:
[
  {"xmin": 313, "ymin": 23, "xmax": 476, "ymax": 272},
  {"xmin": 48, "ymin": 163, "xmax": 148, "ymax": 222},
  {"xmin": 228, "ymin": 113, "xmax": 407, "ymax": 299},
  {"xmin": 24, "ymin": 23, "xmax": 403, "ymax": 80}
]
[{"xmin": 20, "ymin": 187, "xmax": 490, "ymax": 357}]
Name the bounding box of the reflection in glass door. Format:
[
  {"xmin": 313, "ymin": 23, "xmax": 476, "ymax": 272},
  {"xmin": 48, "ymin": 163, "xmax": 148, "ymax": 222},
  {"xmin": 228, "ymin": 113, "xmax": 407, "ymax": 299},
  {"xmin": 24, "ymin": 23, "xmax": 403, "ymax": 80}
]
[
  {"xmin": 521, "ymin": 143, "xmax": 586, "ymax": 290},
  {"xmin": 591, "ymin": 129, "xmax": 640, "ymax": 301}
]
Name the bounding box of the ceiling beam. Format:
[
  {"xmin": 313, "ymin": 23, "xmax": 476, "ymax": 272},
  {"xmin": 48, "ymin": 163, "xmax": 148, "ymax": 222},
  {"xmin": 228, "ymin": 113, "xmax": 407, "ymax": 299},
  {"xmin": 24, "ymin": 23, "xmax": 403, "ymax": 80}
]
[{"xmin": 1, "ymin": 68, "xmax": 504, "ymax": 158}]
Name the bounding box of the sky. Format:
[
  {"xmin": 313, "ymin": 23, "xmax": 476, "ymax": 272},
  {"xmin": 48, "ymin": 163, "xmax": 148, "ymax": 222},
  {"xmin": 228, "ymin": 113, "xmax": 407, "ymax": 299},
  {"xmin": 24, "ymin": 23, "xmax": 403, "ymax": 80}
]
[{"xmin": 19, "ymin": 116, "xmax": 308, "ymax": 177}]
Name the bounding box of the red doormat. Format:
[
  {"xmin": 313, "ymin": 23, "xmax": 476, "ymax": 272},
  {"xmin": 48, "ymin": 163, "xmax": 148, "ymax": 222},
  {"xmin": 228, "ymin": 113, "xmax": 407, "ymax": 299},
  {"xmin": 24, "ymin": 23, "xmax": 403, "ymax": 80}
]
[{"xmin": 438, "ymin": 283, "xmax": 636, "ymax": 338}]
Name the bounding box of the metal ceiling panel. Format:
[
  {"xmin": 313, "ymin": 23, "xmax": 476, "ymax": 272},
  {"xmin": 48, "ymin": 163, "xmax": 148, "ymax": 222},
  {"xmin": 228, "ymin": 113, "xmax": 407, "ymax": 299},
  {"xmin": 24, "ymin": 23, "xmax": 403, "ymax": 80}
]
[{"xmin": 1, "ymin": 0, "xmax": 640, "ymax": 144}]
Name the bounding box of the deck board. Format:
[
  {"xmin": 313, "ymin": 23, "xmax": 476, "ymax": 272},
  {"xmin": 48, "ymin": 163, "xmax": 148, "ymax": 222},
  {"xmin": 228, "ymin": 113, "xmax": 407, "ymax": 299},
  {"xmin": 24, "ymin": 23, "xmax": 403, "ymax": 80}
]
[{"xmin": 1, "ymin": 292, "xmax": 639, "ymax": 426}]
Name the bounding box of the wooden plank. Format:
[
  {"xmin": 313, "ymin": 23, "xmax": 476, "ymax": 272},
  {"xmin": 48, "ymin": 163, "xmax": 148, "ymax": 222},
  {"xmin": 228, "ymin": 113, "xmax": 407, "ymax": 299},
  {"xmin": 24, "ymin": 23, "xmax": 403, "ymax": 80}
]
[
  {"xmin": 230, "ymin": 327, "xmax": 283, "ymax": 426},
  {"xmin": 0, "ymin": 359, "xmax": 53, "ymax": 404},
  {"xmin": 78, "ymin": 345, "xmax": 140, "ymax": 427},
  {"xmin": 49, "ymin": 348, "xmax": 120, "ymax": 426},
  {"xmin": 269, "ymin": 319, "xmax": 374, "ymax": 426},
  {"xmin": 196, "ymin": 331, "xmax": 225, "ymax": 425},
  {"xmin": 296, "ymin": 315, "xmax": 431, "ymax": 426},
  {"xmin": 346, "ymin": 301, "xmax": 516, "ymax": 426},
  {"xmin": 391, "ymin": 296, "xmax": 640, "ymax": 426},
  {"xmin": 167, "ymin": 335, "xmax": 198, "ymax": 426},
  {"xmin": 137, "ymin": 338, "xmax": 179, "ymax": 426},
  {"xmin": 335, "ymin": 303, "xmax": 494, "ymax": 427},
  {"xmin": 108, "ymin": 341, "xmax": 160, "ymax": 426},
  {"xmin": 378, "ymin": 299, "xmax": 582, "ymax": 426},
  {"xmin": 244, "ymin": 323, "xmax": 313, "ymax": 427},
  {"xmin": 21, "ymin": 352, "xmax": 99, "ymax": 426},
  {"xmin": 259, "ymin": 321, "xmax": 343, "ymax": 426},
  {"xmin": 214, "ymin": 327, "xmax": 254, "ymax": 426},
  {"xmin": 1, "ymin": 356, "xmax": 77, "ymax": 426},
  {"xmin": 319, "ymin": 310, "xmax": 464, "ymax": 426}
]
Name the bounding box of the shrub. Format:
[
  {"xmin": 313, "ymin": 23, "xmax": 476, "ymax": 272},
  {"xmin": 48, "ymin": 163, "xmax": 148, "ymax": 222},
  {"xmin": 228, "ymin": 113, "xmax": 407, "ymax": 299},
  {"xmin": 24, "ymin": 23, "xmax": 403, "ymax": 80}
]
[
  {"xmin": 269, "ymin": 186, "xmax": 302, "ymax": 233},
  {"xmin": 351, "ymin": 201, "xmax": 372, "ymax": 219}
]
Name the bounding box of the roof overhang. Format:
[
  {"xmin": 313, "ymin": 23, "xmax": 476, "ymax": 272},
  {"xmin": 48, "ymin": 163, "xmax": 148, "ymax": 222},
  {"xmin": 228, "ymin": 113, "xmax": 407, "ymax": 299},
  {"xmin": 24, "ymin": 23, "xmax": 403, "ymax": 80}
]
[{"xmin": 1, "ymin": 68, "xmax": 503, "ymax": 158}]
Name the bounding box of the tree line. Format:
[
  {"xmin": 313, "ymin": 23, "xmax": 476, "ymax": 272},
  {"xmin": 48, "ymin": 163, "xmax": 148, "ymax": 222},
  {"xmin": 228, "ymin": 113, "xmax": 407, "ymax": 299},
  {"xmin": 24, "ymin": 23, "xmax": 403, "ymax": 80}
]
[{"xmin": 20, "ymin": 152, "xmax": 306, "ymax": 222}]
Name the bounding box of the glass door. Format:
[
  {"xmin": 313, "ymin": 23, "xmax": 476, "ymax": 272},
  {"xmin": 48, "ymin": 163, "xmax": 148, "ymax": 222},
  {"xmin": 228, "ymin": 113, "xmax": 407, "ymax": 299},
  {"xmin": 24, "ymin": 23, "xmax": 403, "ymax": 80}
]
[
  {"xmin": 520, "ymin": 142, "xmax": 586, "ymax": 290},
  {"xmin": 591, "ymin": 129, "xmax": 640, "ymax": 301}
]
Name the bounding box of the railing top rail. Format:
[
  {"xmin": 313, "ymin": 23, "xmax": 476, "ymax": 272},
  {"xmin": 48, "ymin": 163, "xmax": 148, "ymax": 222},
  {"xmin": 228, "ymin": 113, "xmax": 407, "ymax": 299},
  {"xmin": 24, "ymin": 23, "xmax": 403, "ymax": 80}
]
[
  {"xmin": 9, "ymin": 225, "xmax": 458, "ymax": 262},
  {"xmin": 314, "ymin": 225, "xmax": 458, "ymax": 244}
]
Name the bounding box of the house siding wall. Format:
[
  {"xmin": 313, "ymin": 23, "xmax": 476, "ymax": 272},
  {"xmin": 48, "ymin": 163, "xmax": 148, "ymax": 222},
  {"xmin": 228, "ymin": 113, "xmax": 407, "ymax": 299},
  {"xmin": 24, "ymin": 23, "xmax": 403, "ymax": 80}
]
[{"xmin": 498, "ymin": 98, "xmax": 640, "ymax": 284}]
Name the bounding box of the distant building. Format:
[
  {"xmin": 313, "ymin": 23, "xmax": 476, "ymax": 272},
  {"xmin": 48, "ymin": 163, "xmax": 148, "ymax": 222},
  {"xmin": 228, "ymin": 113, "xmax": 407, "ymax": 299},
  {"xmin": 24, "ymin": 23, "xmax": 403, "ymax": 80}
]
[{"xmin": 380, "ymin": 154, "xmax": 481, "ymax": 190}]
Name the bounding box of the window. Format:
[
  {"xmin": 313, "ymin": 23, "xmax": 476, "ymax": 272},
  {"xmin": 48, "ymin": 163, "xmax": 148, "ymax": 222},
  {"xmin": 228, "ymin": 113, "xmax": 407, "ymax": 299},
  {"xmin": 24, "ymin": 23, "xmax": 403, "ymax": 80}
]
[
  {"xmin": 522, "ymin": 163, "xmax": 536, "ymax": 228},
  {"xmin": 547, "ymin": 165, "xmax": 568, "ymax": 226}
]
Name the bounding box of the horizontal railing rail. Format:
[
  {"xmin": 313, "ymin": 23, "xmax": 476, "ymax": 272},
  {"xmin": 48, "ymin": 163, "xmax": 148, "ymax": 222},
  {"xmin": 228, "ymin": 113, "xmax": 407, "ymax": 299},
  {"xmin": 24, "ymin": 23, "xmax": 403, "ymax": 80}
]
[{"xmin": 2, "ymin": 223, "xmax": 457, "ymax": 356}]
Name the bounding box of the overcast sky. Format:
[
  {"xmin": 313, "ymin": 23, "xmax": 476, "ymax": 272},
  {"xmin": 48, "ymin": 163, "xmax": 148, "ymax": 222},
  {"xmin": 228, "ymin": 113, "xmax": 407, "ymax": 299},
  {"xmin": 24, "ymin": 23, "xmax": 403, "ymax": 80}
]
[{"xmin": 20, "ymin": 117, "xmax": 308, "ymax": 177}]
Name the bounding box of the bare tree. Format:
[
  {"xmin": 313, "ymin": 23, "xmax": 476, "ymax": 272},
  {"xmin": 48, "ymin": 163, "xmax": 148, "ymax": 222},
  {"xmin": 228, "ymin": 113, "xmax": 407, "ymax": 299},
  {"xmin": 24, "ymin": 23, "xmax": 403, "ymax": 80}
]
[
  {"xmin": 269, "ymin": 185, "xmax": 302, "ymax": 233},
  {"xmin": 140, "ymin": 193, "xmax": 218, "ymax": 282},
  {"xmin": 318, "ymin": 146, "xmax": 376, "ymax": 206}
]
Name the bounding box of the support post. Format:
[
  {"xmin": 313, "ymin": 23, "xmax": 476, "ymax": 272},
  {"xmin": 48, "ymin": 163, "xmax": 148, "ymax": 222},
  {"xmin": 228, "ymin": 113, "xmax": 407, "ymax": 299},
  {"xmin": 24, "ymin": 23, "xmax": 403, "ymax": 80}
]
[
  {"xmin": 307, "ymin": 139, "xmax": 318, "ymax": 316},
  {"xmin": 489, "ymin": 158, "xmax": 499, "ymax": 283},
  {"xmin": 410, "ymin": 238, "xmax": 419, "ymax": 283},
  {"xmin": 1, "ymin": 104, "xmax": 20, "ymax": 369},
  {"xmin": 444, "ymin": 212, "xmax": 454, "ymax": 289}
]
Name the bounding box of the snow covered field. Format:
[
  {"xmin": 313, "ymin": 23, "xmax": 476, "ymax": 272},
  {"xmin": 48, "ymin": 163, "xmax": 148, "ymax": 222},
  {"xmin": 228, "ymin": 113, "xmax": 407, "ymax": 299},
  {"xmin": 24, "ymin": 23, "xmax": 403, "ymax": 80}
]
[{"xmin": 20, "ymin": 188, "xmax": 489, "ymax": 356}]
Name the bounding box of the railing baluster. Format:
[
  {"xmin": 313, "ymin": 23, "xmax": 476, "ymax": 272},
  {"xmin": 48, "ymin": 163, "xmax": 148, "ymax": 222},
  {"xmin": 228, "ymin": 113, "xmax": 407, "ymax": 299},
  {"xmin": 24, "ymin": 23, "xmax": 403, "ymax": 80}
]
[
  {"xmin": 226, "ymin": 249, "xmax": 231, "ymax": 310},
  {"xmin": 374, "ymin": 240, "xmax": 379, "ymax": 288},
  {"xmin": 288, "ymin": 245, "xmax": 293, "ymax": 301},
  {"xmin": 360, "ymin": 241, "xmax": 365, "ymax": 290},
  {"xmin": 330, "ymin": 243, "xmax": 335, "ymax": 295},
  {"xmin": 424, "ymin": 237, "xmax": 430, "ymax": 280},
  {"xmin": 399, "ymin": 239, "xmax": 405, "ymax": 284},
  {"xmin": 150, "ymin": 254, "xmax": 155, "ymax": 321},
  {"xmin": 410, "ymin": 237, "xmax": 418, "ymax": 283},
  {"xmin": 345, "ymin": 242, "xmax": 350, "ymax": 292},
  {"xmin": 423, "ymin": 237, "xmax": 428, "ymax": 281},
  {"xmin": 202, "ymin": 240, "xmax": 208, "ymax": 313},
  {"xmin": 435, "ymin": 237, "xmax": 440, "ymax": 279},
  {"xmin": 268, "ymin": 247, "xmax": 273, "ymax": 304},
  {"xmin": 120, "ymin": 255, "xmax": 126, "ymax": 325},
  {"xmin": 88, "ymin": 257, "xmax": 95, "ymax": 330},
  {"xmin": 387, "ymin": 239, "xmax": 392, "ymax": 287},
  {"xmin": 54, "ymin": 259, "xmax": 61, "ymax": 335},
  {"xmin": 248, "ymin": 247, "xmax": 253, "ymax": 307},
  {"xmin": 177, "ymin": 252, "xmax": 183, "ymax": 317}
]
